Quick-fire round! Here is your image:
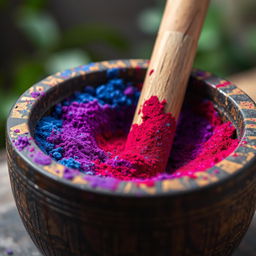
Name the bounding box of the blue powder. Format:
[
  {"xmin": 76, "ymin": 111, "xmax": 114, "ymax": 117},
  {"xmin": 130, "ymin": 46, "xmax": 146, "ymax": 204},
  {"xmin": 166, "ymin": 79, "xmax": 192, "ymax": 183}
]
[
  {"xmin": 34, "ymin": 68, "xmax": 140, "ymax": 173},
  {"xmin": 35, "ymin": 117, "xmax": 62, "ymax": 152},
  {"xmin": 106, "ymin": 68, "xmax": 120, "ymax": 79},
  {"xmin": 15, "ymin": 136, "xmax": 30, "ymax": 151},
  {"xmin": 59, "ymin": 158, "xmax": 81, "ymax": 170},
  {"xmin": 62, "ymin": 78, "xmax": 139, "ymax": 108}
]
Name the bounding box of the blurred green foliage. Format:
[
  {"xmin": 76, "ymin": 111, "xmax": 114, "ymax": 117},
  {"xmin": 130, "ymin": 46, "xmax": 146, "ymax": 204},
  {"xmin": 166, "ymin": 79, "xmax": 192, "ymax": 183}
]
[
  {"xmin": 1, "ymin": 1, "xmax": 256, "ymax": 149},
  {"xmin": 138, "ymin": 1, "xmax": 256, "ymax": 76},
  {"xmin": 0, "ymin": 1, "xmax": 128, "ymax": 147}
]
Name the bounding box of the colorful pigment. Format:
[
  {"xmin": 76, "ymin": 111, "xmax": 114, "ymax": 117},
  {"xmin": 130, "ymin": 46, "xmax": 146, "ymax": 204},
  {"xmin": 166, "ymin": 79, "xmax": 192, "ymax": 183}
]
[
  {"xmin": 5, "ymin": 249, "xmax": 13, "ymax": 255},
  {"xmin": 95, "ymin": 96, "xmax": 176, "ymax": 179},
  {"xmin": 31, "ymin": 91, "xmax": 45, "ymax": 98},
  {"xmin": 34, "ymin": 69, "xmax": 239, "ymax": 181},
  {"xmin": 216, "ymin": 81, "xmax": 232, "ymax": 88},
  {"xmin": 33, "ymin": 151, "xmax": 52, "ymax": 165},
  {"xmin": 31, "ymin": 91, "xmax": 41, "ymax": 98},
  {"xmin": 14, "ymin": 136, "xmax": 30, "ymax": 151}
]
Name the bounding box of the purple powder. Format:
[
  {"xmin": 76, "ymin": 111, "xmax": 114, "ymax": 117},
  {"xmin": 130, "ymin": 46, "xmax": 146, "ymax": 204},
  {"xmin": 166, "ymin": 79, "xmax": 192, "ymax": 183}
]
[
  {"xmin": 34, "ymin": 71, "xmax": 238, "ymax": 184},
  {"xmin": 29, "ymin": 146, "xmax": 35, "ymax": 152},
  {"xmin": 14, "ymin": 129, "xmax": 20, "ymax": 133},
  {"xmin": 63, "ymin": 168, "xmax": 79, "ymax": 180},
  {"xmin": 5, "ymin": 249, "xmax": 13, "ymax": 255},
  {"xmin": 33, "ymin": 151, "xmax": 52, "ymax": 165},
  {"xmin": 34, "ymin": 74, "xmax": 140, "ymax": 179},
  {"xmin": 124, "ymin": 86, "xmax": 134, "ymax": 96},
  {"xmin": 31, "ymin": 91, "xmax": 41, "ymax": 98},
  {"xmin": 85, "ymin": 176, "xmax": 119, "ymax": 190},
  {"xmin": 168, "ymin": 101, "xmax": 213, "ymax": 171},
  {"xmin": 47, "ymin": 100, "xmax": 133, "ymax": 173},
  {"xmin": 14, "ymin": 136, "xmax": 30, "ymax": 151}
]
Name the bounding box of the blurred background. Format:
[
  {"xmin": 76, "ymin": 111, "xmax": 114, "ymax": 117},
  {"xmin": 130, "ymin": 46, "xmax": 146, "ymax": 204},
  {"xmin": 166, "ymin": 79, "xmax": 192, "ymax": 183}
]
[{"xmin": 0, "ymin": 0, "xmax": 256, "ymax": 148}]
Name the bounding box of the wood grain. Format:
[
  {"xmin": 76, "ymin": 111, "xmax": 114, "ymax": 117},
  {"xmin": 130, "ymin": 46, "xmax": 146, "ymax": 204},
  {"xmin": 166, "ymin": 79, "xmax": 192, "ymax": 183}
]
[
  {"xmin": 1, "ymin": 149, "xmax": 256, "ymax": 256},
  {"xmin": 133, "ymin": 0, "xmax": 210, "ymax": 123}
]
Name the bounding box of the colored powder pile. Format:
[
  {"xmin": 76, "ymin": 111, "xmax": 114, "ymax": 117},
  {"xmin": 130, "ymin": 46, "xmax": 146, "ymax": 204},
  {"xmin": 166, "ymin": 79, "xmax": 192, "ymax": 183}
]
[
  {"xmin": 34, "ymin": 69, "xmax": 239, "ymax": 181},
  {"xmin": 95, "ymin": 96, "xmax": 176, "ymax": 179}
]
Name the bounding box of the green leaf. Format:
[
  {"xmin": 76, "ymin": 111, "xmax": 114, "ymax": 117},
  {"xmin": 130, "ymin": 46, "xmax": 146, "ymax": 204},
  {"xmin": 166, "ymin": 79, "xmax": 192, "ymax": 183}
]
[
  {"xmin": 198, "ymin": 27, "xmax": 221, "ymax": 51},
  {"xmin": 0, "ymin": 91, "xmax": 17, "ymax": 148},
  {"xmin": 0, "ymin": 90, "xmax": 17, "ymax": 124},
  {"xmin": 246, "ymin": 28, "xmax": 256, "ymax": 53},
  {"xmin": 195, "ymin": 49, "xmax": 230, "ymax": 76},
  {"xmin": 0, "ymin": 0, "xmax": 7, "ymax": 8},
  {"xmin": 198, "ymin": 5, "xmax": 223, "ymax": 51},
  {"xmin": 13, "ymin": 60, "xmax": 45, "ymax": 94},
  {"xmin": 23, "ymin": 0, "xmax": 46, "ymax": 10},
  {"xmin": 138, "ymin": 8, "xmax": 162, "ymax": 34},
  {"xmin": 133, "ymin": 41, "xmax": 153, "ymax": 59},
  {"xmin": 15, "ymin": 7, "xmax": 60, "ymax": 50},
  {"xmin": 59, "ymin": 24, "xmax": 129, "ymax": 52},
  {"xmin": 0, "ymin": 96, "xmax": 17, "ymax": 120},
  {"xmin": 45, "ymin": 49, "xmax": 91, "ymax": 74}
]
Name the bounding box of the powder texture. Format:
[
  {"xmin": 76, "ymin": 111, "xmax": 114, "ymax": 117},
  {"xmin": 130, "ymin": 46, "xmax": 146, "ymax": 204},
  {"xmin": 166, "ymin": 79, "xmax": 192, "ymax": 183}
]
[
  {"xmin": 33, "ymin": 151, "xmax": 52, "ymax": 165},
  {"xmin": 15, "ymin": 136, "xmax": 30, "ymax": 151},
  {"xmin": 35, "ymin": 69, "xmax": 239, "ymax": 181},
  {"xmin": 167, "ymin": 101, "xmax": 238, "ymax": 178},
  {"xmin": 95, "ymin": 96, "xmax": 176, "ymax": 179},
  {"xmin": 35, "ymin": 71, "xmax": 139, "ymax": 176},
  {"xmin": 5, "ymin": 249, "xmax": 13, "ymax": 255},
  {"xmin": 31, "ymin": 91, "xmax": 41, "ymax": 98}
]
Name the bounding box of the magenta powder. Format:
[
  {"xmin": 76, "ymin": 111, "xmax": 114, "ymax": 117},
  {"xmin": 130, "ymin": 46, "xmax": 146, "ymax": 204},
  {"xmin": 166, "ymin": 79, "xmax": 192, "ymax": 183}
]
[
  {"xmin": 34, "ymin": 73, "xmax": 239, "ymax": 181},
  {"xmin": 31, "ymin": 91, "xmax": 41, "ymax": 98},
  {"xmin": 96, "ymin": 98, "xmax": 238, "ymax": 180},
  {"xmin": 33, "ymin": 151, "xmax": 52, "ymax": 165},
  {"xmin": 95, "ymin": 96, "xmax": 177, "ymax": 179}
]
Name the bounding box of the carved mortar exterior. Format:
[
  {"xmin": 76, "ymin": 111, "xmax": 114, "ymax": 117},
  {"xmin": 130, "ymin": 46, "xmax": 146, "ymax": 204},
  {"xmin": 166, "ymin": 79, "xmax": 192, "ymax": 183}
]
[{"xmin": 6, "ymin": 60, "xmax": 256, "ymax": 256}]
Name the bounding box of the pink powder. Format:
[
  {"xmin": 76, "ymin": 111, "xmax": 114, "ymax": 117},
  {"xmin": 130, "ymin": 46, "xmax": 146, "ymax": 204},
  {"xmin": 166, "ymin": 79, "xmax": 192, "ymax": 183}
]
[
  {"xmin": 170, "ymin": 122, "xmax": 237, "ymax": 178},
  {"xmin": 95, "ymin": 97, "xmax": 239, "ymax": 180},
  {"xmin": 34, "ymin": 75, "xmax": 239, "ymax": 182},
  {"xmin": 95, "ymin": 96, "xmax": 176, "ymax": 179},
  {"xmin": 216, "ymin": 81, "xmax": 232, "ymax": 88},
  {"xmin": 149, "ymin": 69, "xmax": 154, "ymax": 76}
]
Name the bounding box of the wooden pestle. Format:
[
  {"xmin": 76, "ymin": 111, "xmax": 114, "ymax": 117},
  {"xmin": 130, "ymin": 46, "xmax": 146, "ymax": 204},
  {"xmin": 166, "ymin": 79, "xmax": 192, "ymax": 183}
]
[
  {"xmin": 130, "ymin": 0, "xmax": 210, "ymax": 171},
  {"xmin": 133, "ymin": 0, "xmax": 210, "ymax": 122}
]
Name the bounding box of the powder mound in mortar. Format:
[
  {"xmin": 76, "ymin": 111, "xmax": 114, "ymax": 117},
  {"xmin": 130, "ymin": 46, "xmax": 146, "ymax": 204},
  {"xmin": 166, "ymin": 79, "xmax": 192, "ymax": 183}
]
[
  {"xmin": 95, "ymin": 96, "xmax": 176, "ymax": 179},
  {"xmin": 35, "ymin": 69, "xmax": 239, "ymax": 181}
]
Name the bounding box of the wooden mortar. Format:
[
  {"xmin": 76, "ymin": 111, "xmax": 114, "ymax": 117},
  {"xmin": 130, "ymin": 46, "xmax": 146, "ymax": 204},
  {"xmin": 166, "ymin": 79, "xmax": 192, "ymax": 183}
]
[{"xmin": 6, "ymin": 60, "xmax": 256, "ymax": 256}]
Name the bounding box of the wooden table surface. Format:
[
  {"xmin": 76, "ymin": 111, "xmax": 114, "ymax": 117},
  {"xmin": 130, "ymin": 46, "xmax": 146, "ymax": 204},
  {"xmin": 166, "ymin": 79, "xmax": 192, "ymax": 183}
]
[{"xmin": 1, "ymin": 70, "xmax": 256, "ymax": 255}]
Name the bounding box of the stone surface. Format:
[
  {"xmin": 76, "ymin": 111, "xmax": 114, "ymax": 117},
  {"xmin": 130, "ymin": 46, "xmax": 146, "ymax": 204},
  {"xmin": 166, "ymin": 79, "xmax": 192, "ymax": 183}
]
[{"xmin": 0, "ymin": 151, "xmax": 256, "ymax": 256}]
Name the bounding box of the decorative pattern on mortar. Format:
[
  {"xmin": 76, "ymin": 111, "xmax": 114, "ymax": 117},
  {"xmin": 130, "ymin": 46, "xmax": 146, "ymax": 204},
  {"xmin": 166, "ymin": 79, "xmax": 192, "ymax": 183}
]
[{"xmin": 6, "ymin": 59, "xmax": 256, "ymax": 195}]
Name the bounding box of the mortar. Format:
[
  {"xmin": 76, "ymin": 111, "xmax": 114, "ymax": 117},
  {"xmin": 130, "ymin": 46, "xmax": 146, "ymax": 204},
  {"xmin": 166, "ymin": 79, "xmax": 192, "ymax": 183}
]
[{"xmin": 6, "ymin": 59, "xmax": 256, "ymax": 256}]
